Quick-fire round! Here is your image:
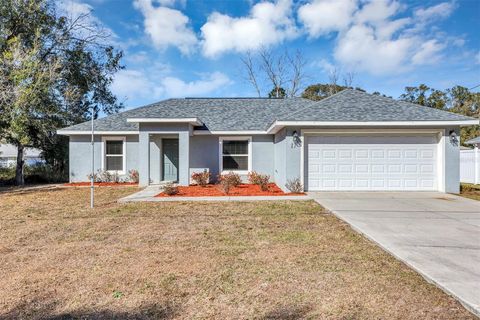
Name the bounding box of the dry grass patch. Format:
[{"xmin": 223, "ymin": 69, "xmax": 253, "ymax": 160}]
[
  {"xmin": 460, "ymin": 183, "xmax": 480, "ymax": 201},
  {"xmin": 0, "ymin": 187, "xmax": 474, "ymax": 319}
]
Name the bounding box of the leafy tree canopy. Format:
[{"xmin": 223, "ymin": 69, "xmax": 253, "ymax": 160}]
[
  {"xmin": 0, "ymin": 0, "xmax": 123, "ymax": 185},
  {"xmin": 399, "ymin": 84, "xmax": 479, "ymax": 145},
  {"xmin": 268, "ymin": 87, "xmax": 286, "ymax": 98},
  {"xmin": 301, "ymin": 84, "xmax": 365, "ymax": 101}
]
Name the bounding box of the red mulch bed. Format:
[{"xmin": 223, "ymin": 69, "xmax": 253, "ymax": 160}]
[
  {"xmin": 156, "ymin": 183, "xmax": 304, "ymax": 197},
  {"xmin": 64, "ymin": 182, "xmax": 138, "ymax": 187}
]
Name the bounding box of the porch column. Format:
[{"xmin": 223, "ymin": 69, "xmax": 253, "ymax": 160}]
[
  {"xmin": 178, "ymin": 131, "xmax": 190, "ymax": 186},
  {"xmin": 139, "ymin": 131, "xmax": 150, "ymax": 186}
]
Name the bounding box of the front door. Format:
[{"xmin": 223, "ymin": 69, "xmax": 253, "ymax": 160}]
[{"xmin": 162, "ymin": 139, "xmax": 179, "ymax": 182}]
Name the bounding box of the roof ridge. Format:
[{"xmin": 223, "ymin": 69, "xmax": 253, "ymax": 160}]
[{"xmin": 277, "ymin": 89, "xmax": 353, "ymax": 121}]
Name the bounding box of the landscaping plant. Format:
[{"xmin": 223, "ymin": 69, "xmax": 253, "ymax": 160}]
[
  {"xmin": 218, "ymin": 172, "xmax": 241, "ymax": 194},
  {"xmin": 256, "ymin": 174, "xmax": 270, "ymax": 191},
  {"xmin": 247, "ymin": 171, "xmax": 262, "ymax": 185},
  {"xmin": 248, "ymin": 171, "xmax": 270, "ymax": 191},
  {"xmin": 128, "ymin": 169, "xmax": 139, "ymax": 183},
  {"xmin": 162, "ymin": 183, "xmax": 179, "ymax": 195},
  {"xmin": 191, "ymin": 170, "xmax": 210, "ymax": 187},
  {"xmin": 285, "ymin": 178, "xmax": 304, "ymax": 193}
]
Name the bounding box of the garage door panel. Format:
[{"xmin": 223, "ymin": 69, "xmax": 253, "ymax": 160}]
[{"xmin": 306, "ymin": 135, "xmax": 438, "ymax": 191}]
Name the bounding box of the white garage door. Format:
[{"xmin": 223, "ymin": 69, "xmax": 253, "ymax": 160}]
[{"xmin": 306, "ymin": 134, "xmax": 438, "ymax": 191}]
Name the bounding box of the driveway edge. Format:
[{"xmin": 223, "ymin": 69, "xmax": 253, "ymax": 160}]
[{"xmin": 314, "ymin": 199, "xmax": 480, "ymax": 318}]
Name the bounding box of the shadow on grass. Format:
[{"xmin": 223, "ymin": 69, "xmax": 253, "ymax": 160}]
[
  {"xmin": 0, "ymin": 301, "xmax": 178, "ymax": 320},
  {"xmin": 261, "ymin": 305, "xmax": 312, "ymax": 320}
]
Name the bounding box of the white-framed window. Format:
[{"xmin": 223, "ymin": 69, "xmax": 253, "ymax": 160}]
[
  {"xmin": 219, "ymin": 136, "xmax": 252, "ymax": 174},
  {"xmin": 102, "ymin": 136, "xmax": 126, "ymax": 174}
]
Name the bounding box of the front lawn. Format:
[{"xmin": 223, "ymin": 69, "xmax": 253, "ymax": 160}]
[{"xmin": 0, "ymin": 187, "xmax": 474, "ymax": 319}]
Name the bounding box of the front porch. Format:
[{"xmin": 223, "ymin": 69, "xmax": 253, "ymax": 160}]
[{"xmin": 138, "ymin": 129, "xmax": 190, "ymax": 187}]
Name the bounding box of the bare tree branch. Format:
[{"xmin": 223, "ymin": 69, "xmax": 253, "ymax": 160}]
[{"xmin": 240, "ymin": 51, "xmax": 261, "ymax": 97}]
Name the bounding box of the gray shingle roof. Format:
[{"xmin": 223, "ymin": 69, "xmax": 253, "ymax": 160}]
[
  {"xmin": 281, "ymin": 89, "xmax": 475, "ymax": 122},
  {"xmin": 61, "ymin": 89, "xmax": 476, "ymax": 133}
]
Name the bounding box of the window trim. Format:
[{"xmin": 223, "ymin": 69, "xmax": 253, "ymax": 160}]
[
  {"xmin": 219, "ymin": 136, "xmax": 252, "ymax": 174},
  {"xmin": 101, "ymin": 136, "xmax": 126, "ymax": 175}
]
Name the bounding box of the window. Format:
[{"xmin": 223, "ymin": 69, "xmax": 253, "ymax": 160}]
[
  {"xmin": 102, "ymin": 137, "xmax": 125, "ymax": 173},
  {"xmin": 219, "ymin": 137, "xmax": 251, "ymax": 173}
]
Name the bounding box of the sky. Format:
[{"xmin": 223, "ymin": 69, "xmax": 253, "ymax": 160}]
[{"xmin": 59, "ymin": 0, "xmax": 480, "ymax": 110}]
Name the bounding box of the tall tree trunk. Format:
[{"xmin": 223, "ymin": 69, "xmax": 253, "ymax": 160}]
[{"xmin": 15, "ymin": 144, "xmax": 25, "ymax": 186}]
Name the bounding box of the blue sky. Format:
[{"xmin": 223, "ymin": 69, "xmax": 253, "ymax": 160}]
[{"xmin": 60, "ymin": 0, "xmax": 480, "ymax": 110}]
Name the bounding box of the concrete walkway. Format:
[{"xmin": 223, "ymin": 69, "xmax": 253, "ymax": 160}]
[
  {"xmin": 119, "ymin": 185, "xmax": 311, "ymax": 202},
  {"xmin": 309, "ymin": 192, "xmax": 480, "ymax": 316}
]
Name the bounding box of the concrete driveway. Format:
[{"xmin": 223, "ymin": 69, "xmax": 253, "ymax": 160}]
[{"xmin": 309, "ymin": 192, "xmax": 480, "ymax": 316}]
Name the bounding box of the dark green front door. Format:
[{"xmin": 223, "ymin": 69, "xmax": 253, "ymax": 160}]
[{"xmin": 162, "ymin": 139, "xmax": 179, "ymax": 182}]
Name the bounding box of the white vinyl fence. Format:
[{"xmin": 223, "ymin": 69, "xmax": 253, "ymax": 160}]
[{"xmin": 460, "ymin": 147, "xmax": 480, "ymax": 184}]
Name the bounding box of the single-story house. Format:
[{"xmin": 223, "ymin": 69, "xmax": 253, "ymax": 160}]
[
  {"xmin": 58, "ymin": 89, "xmax": 478, "ymax": 193},
  {"xmin": 0, "ymin": 144, "xmax": 44, "ymax": 168}
]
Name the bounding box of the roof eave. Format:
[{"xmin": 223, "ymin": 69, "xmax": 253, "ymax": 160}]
[
  {"xmin": 126, "ymin": 117, "xmax": 202, "ymax": 126},
  {"xmin": 57, "ymin": 130, "xmax": 139, "ymax": 136},
  {"xmin": 267, "ymin": 119, "xmax": 480, "ymax": 134}
]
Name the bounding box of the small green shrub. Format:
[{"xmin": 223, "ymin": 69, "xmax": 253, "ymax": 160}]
[
  {"xmin": 0, "ymin": 164, "xmax": 67, "ymax": 186},
  {"xmin": 162, "ymin": 182, "xmax": 179, "ymax": 195},
  {"xmin": 191, "ymin": 170, "xmax": 210, "ymax": 187}
]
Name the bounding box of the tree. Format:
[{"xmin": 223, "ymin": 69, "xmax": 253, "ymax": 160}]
[
  {"xmin": 399, "ymin": 84, "xmax": 479, "ymax": 145},
  {"xmin": 448, "ymin": 86, "xmax": 480, "ymax": 145},
  {"xmin": 0, "ymin": 0, "xmax": 123, "ymax": 185},
  {"xmin": 240, "ymin": 48, "xmax": 307, "ymax": 98},
  {"xmin": 399, "ymin": 84, "xmax": 448, "ymax": 110},
  {"xmin": 301, "ymin": 83, "xmax": 347, "ymax": 101},
  {"xmin": 268, "ymin": 87, "xmax": 286, "ymax": 98}
]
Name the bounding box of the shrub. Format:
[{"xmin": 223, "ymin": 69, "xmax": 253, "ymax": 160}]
[
  {"xmin": 128, "ymin": 169, "xmax": 139, "ymax": 183},
  {"xmin": 256, "ymin": 174, "xmax": 270, "ymax": 191},
  {"xmin": 86, "ymin": 169, "xmax": 121, "ymax": 183},
  {"xmin": 285, "ymin": 178, "xmax": 303, "ymax": 193},
  {"xmin": 191, "ymin": 170, "xmax": 210, "ymax": 187},
  {"xmin": 1, "ymin": 164, "xmax": 68, "ymax": 186},
  {"xmin": 247, "ymin": 171, "xmax": 261, "ymax": 185},
  {"xmin": 218, "ymin": 172, "xmax": 241, "ymax": 194},
  {"xmin": 162, "ymin": 182, "xmax": 179, "ymax": 195},
  {"xmin": 248, "ymin": 171, "xmax": 270, "ymax": 190},
  {"xmin": 221, "ymin": 172, "xmax": 241, "ymax": 187}
]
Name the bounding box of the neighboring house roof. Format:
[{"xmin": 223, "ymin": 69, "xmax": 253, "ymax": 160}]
[
  {"xmin": 466, "ymin": 136, "xmax": 480, "ymax": 144},
  {"xmin": 0, "ymin": 144, "xmax": 42, "ymax": 158},
  {"xmin": 59, "ymin": 89, "xmax": 477, "ymax": 133}
]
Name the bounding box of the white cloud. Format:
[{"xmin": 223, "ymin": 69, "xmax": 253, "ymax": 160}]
[
  {"xmin": 414, "ymin": 2, "xmax": 456, "ymax": 22},
  {"xmin": 200, "ymin": 0, "xmax": 297, "ymax": 57},
  {"xmin": 298, "ymin": 0, "xmax": 457, "ymax": 75},
  {"xmin": 298, "ymin": 0, "xmax": 357, "ymax": 37},
  {"xmin": 156, "ymin": 0, "xmax": 186, "ymax": 7},
  {"xmin": 335, "ymin": 24, "xmax": 414, "ymax": 74},
  {"xmin": 313, "ymin": 58, "xmax": 336, "ymax": 74},
  {"xmin": 112, "ymin": 68, "xmax": 231, "ymax": 101},
  {"xmin": 411, "ymin": 39, "xmax": 445, "ymax": 65},
  {"xmin": 133, "ymin": 0, "xmax": 197, "ymax": 55},
  {"xmin": 161, "ymin": 72, "xmax": 232, "ymax": 97}
]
